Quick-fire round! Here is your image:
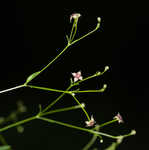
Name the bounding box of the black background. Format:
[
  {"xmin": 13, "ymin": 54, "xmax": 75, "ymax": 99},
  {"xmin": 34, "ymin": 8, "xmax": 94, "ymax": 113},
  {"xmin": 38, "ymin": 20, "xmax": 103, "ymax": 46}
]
[{"xmin": 0, "ymin": 1, "xmax": 148, "ymax": 150}]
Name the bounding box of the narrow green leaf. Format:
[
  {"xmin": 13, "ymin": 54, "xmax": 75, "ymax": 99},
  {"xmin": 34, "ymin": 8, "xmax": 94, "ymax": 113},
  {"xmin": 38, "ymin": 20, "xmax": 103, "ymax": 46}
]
[
  {"xmin": 0, "ymin": 145, "xmax": 11, "ymax": 150},
  {"xmin": 25, "ymin": 71, "xmax": 40, "ymax": 84}
]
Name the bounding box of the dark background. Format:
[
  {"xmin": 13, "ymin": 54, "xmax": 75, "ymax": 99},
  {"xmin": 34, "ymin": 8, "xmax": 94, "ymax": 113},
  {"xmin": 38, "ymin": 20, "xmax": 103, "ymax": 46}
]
[{"xmin": 0, "ymin": 1, "xmax": 148, "ymax": 150}]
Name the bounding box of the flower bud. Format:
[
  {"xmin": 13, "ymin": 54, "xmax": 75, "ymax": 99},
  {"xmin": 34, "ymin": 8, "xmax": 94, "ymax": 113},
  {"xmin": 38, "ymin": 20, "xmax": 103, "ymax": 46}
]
[
  {"xmin": 100, "ymin": 139, "xmax": 103, "ymax": 143},
  {"xmin": 103, "ymin": 84, "xmax": 107, "ymax": 89},
  {"xmin": 70, "ymin": 13, "xmax": 81, "ymax": 22},
  {"xmin": 97, "ymin": 17, "xmax": 101, "ymax": 23},
  {"xmin": 96, "ymin": 17, "xmax": 101, "ymax": 29},
  {"xmin": 81, "ymin": 103, "xmax": 85, "ymax": 108},
  {"xmin": 104, "ymin": 66, "xmax": 109, "ymax": 71},
  {"xmin": 96, "ymin": 71, "xmax": 101, "ymax": 76},
  {"xmin": 130, "ymin": 130, "xmax": 136, "ymax": 135}
]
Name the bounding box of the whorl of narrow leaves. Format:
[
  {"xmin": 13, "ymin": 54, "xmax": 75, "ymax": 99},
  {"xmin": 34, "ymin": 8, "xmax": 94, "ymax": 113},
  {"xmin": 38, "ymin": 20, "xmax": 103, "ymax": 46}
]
[
  {"xmin": 25, "ymin": 71, "xmax": 40, "ymax": 84},
  {"xmin": 0, "ymin": 146, "xmax": 11, "ymax": 150}
]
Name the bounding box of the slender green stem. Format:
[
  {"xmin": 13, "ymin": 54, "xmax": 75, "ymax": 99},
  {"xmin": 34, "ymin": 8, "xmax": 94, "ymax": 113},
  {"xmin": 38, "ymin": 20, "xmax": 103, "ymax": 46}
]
[
  {"xmin": 27, "ymin": 85, "xmax": 69, "ymax": 94},
  {"xmin": 41, "ymin": 103, "xmax": 85, "ymax": 116},
  {"xmin": 82, "ymin": 134, "xmax": 98, "ymax": 150},
  {"xmin": 121, "ymin": 130, "xmax": 136, "ymax": 138},
  {"xmin": 42, "ymin": 85, "xmax": 72, "ymax": 113},
  {"xmin": 71, "ymin": 27, "xmax": 98, "ymax": 46},
  {"xmin": 72, "ymin": 95, "xmax": 90, "ymax": 121},
  {"xmin": 0, "ymin": 116, "xmax": 36, "ymax": 133},
  {"xmin": 77, "ymin": 74, "xmax": 97, "ymax": 84},
  {"xmin": 99, "ymin": 119, "xmax": 118, "ymax": 128},
  {"xmin": 70, "ymin": 20, "xmax": 78, "ymax": 42},
  {"xmin": 82, "ymin": 126, "xmax": 100, "ymax": 150},
  {"xmin": 27, "ymin": 84, "xmax": 106, "ymax": 94},
  {"xmin": 38, "ymin": 116, "xmax": 92, "ymax": 132},
  {"xmin": 39, "ymin": 44, "xmax": 70, "ymax": 75},
  {"xmin": 72, "ymin": 71, "xmax": 104, "ymax": 87},
  {"xmin": 69, "ymin": 20, "xmax": 76, "ymax": 42},
  {"xmin": 0, "ymin": 115, "xmax": 134, "ymax": 140},
  {"xmin": 38, "ymin": 117, "xmax": 118, "ymax": 139},
  {"xmin": 0, "ymin": 85, "xmax": 25, "ymax": 94},
  {"xmin": 24, "ymin": 44, "xmax": 70, "ymax": 85},
  {"xmin": 71, "ymin": 89, "xmax": 105, "ymax": 93}
]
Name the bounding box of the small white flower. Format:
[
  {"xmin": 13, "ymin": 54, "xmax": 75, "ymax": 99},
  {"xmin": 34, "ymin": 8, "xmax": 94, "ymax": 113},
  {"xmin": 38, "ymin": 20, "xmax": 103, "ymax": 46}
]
[
  {"xmin": 70, "ymin": 13, "xmax": 81, "ymax": 22},
  {"xmin": 72, "ymin": 71, "xmax": 83, "ymax": 82},
  {"xmin": 114, "ymin": 112, "xmax": 124, "ymax": 124},
  {"xmin": 85, "ymin": 115, "xmax": 96, "ymax": 127}
]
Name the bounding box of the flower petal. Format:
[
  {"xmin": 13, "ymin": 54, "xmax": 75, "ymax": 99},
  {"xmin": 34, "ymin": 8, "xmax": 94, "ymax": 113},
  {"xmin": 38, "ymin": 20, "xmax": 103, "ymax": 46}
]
[
  {"xmin": 79, "ymin": 76, "xmax": 83, "ymax": 80},
  {"xmin": 74, "ymin": 77, "xmax": 78, "ymax": 82},
  {"xmin": 72, "ymin": 73, "xmax": 76, "ymax": 77},
  {"xmin": 77, "ymin": 71, "xmax": 81, "ymax": 75}
]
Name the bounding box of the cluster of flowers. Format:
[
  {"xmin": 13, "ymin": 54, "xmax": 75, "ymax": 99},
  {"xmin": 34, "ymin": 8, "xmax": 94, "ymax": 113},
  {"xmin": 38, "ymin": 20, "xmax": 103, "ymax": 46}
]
[{"xmin": 72, "ymin": 71, "xmax": 123, "ymax": 127}]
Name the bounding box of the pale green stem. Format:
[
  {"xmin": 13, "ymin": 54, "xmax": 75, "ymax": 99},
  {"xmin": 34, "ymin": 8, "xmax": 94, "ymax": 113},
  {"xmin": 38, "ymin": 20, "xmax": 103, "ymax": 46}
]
[
  {"xmin": 121, "ymin": 131, "xmax": 136, "ymax": 138},
  {"xmin": 27, "ymin": 84, "xmax": 105, "ymax": 94},
  {"xmin": 26, "ymin": 85, "xmax": 69, "ymax": 94},
  {"xmin": 99, "ymin": 119, "xmax": 118, "ymax": 128},
  {"xmin": 0, "ymin": 104, "xmax": 83, "ymax": 133},
  {"xmin": 0, "ymin": 116, "xmax": 36, "ymax": 133},
  {"xmin": 41, "ymin": 104, "xmax": 85, "ymax": 116},
  {"xmin": 38, "ymin": 44, "xmax": 70, "ymax": 76},
  {"xmin": 72, "ymin": 70, "xmax": 105, "ymax": 87},
  {"xmin": 72, "ymin": 95, "xmax": 90, "ymax": 121},
  {"xmin": 70, "ymin": 20, "xmax": 78, "ymax": 42},
  {"xmin": 0, "ymin": 115, "xmax": 132, "ymax": 140},
  {"xmin": 38, "ymin": 117, "xmax": 118, "ymax": 139},
  {"xmin": 69, "ymin": 20, "xmax": 77, "ymax": 42},
  {"xmin": 82, "ymin": 126, "xmax": 100, "ymax": 150},
  {"xmin": 71, "ymin": 26, "xmax": 99, "ymax": 46},
  {"xmin": 83, "ymin": 134, "xmax": 98, "ymax": 150},
  {"xmin": 71, "ymin": 89, "xmax": 105, "ymax": 93},
  {"xmin": 79, "ymin": 74, "xmax": 98, "ymax": 83},
  {"xmin": 41, "ymin": 85, "xmax": 72, "ymax": 113},
  {"xmin": 0, "ymin": 85, "xmax": 25, "ymax": 94}
]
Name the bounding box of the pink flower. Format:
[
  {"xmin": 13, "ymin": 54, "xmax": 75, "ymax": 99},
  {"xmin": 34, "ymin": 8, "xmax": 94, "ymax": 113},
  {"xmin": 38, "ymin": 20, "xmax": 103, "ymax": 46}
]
[
  {"xmin": 70, "ymin": 13, "xmax": 81, "ymax": 22},
  {"xmin": 85, "ymin": 115, "xmax": 96, "ymax": 127},
  {"xmin": 72, "ymin": 71, "xmax": 83, "ymax": 82},
  {"xmin": 114, "ymin": 112, "xmax": 124, "ymax": 124}
]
